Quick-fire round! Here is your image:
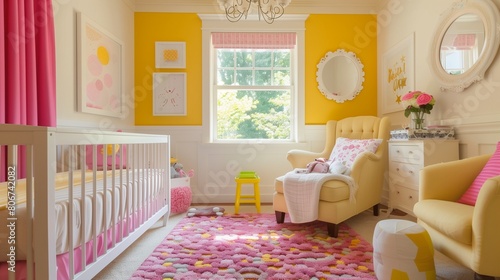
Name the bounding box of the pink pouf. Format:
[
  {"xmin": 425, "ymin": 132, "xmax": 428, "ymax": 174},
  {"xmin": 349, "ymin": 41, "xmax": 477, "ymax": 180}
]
[{"xmin": 171, "ymin": 186, "xmax": 192, "ymax": 214}]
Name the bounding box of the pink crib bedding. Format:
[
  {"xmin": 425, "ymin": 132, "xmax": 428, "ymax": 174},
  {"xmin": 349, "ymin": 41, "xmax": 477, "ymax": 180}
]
[
  {"xmin": 0, "ymin": 210, "xmax": 145, "ymax": 280},
  {"xmin": 0, "ymin": 169, "xmax": 161, "ymax": 261}
]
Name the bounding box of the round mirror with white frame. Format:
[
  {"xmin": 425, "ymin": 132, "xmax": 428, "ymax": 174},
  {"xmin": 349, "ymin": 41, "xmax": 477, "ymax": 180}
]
[
  {"xmin": 316, "ymin": 49, "xmax": 365, "ymax": 103},
  {"xmin": 429, "ymin": 0, "xmax": 500, "ymax": 92}
]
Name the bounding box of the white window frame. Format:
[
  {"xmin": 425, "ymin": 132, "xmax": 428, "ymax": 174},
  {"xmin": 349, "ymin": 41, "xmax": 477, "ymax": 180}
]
[{"xmin": 199, "ymin": 14, "xmax": 308, "ymax": 144}]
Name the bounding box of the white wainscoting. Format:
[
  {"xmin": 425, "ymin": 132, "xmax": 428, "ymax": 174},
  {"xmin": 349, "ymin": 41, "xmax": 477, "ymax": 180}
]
[
  {"xmin": 133, "ymin": 120, "xmax": 500, "ymax": 206},
  {"xmin": 133, "ymin": 125, "xmax": 327, "ymax": 204},
  {"xmin": 453, "ymin": 121, "xmax": 500, "ymax": 158}
]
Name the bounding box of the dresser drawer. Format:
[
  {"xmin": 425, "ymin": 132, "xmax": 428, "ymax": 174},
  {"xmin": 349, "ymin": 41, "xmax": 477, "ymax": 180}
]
[
  {"xmin": 389, "ymin": 162, "xmax": 420, "ymax": 189},
  {"xmin": 394, "ymin": 185, "xmax": 418, "ymax": 215},
  {"xmin": 388, "ymin": 140, "xmax": 459, "ymax": 216},
  {"xmin": 389, "ymin": 144, "xmax": 423, "ymax": 165}
]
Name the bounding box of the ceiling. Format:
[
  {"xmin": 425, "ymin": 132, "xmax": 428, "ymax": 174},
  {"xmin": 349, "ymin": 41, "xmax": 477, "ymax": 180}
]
[{"xmin": 134, "ymin": 0, "xmax": 382, "ymax": 14}]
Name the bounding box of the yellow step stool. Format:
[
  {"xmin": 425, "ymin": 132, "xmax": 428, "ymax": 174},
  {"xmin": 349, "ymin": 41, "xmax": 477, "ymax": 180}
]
[{"xmin": 234, "ymin": 171, "xmax": 261, "ymax": 214}]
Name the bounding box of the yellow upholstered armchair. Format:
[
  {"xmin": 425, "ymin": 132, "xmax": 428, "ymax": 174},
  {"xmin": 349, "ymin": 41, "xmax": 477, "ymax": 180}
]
[
  {"xmin": 413, "ymin": 154, "xmax": 500, "ymax": 280},
  {"xmin": 273, "ymin": 116, "xmax": 390, "ymax": 237}
]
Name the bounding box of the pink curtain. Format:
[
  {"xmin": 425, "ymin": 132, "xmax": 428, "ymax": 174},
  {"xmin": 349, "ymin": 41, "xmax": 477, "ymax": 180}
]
[
  {"xmin": 1, "ymin": 0, "xmax": 56, "ymax": 181},
  {"xmin": 0, "ymin": 0, "xmax": 56, "ymax": 126}
]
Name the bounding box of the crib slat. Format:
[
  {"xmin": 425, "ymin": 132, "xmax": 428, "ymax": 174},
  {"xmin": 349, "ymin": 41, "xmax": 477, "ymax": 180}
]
[
  {"xmin": 118, "ymin": 144, "xmax": 124, "ymax": 242},
  {"xmin": 137, "ymin": 144, "xmax": 142, "ymax": 226},
  {"xmin": 164, "ymin": 143, "xmax": 170, "ymax": 226},
  {"xmin": 124, "ymin": 144, "xmax": 131, "ymax": 237},
  {"xmin": 146, "ymin": 144, "xmax": 151, "ymax": 219},
  {"xmin": 131, "ymin": 144, "xmax": 136, "ymax": 231},
  {"xmin": 26, "ymin": 145, "xmax": 34, "ymax": 280},
  {"xmin": 110, "ymin": 149, "xmax": 116, "ymax": 248},
  {"xmin": 102, "ymin": 146, "xmax": 108, "ymax": 255},
  {"xmin": 92, "ymin": 145, "xmax": 98, "ymax": 263},
  {"xmin": 7, "ymin": 145, "xmax": 17, "ymax": 280},
  {"xmin": 143, "ymin": 144, "xmax": 146, "ymax": 225},
  {"xmin": 80, "ymin": 145, "xmax": 87, "ymax": 273},
  {"xmin": 68, "ymin": 146, "xmax": 75, "ymax": 279},
  {"xmin": 137, "ymin": 144, "xmax": 142, "ymax": 227},
  {"xmin": 143, "ymin": 144, "xmax": 146, "ymax": 224}
]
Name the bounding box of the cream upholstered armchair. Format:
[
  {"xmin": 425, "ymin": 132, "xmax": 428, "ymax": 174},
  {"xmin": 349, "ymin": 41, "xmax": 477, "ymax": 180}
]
[
  {"xmin": 413, "ymin": 154, "xmax": 500, "ymax": 280},
  {"xmin": 273, "ymin": 116, "xmax": 390, "ymax": 237}
]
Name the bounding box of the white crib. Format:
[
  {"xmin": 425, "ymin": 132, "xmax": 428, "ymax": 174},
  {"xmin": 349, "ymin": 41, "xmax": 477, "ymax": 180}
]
[{"xmin": 0, "ymin": 124, "xmax": 170, "ymax": 280}]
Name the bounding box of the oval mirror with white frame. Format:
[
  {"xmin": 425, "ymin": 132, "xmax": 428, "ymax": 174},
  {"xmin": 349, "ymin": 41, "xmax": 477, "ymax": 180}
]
[
  {"xmin": 316, "ymin": 49, "xmax": 365, "ymax": 103},
  {"xmin": 429, "ymin": 0, "xmax": 500, "ymax": 92}
]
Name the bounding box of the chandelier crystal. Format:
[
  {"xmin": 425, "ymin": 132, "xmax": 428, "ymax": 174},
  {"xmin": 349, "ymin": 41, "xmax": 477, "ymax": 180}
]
[{"xmin": 217, "ymin": 0, "xmax": 291, "ymax": 24}]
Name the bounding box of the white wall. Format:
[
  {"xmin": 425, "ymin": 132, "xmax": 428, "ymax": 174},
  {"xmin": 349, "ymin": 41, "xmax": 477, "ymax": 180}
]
[
  {"xmin": 377, "ymin": 0, "xmax": 500, "ymax": 157},
  {"xmin": 53, "ymin": 0, "xmax": 135, "ymax": 130}
]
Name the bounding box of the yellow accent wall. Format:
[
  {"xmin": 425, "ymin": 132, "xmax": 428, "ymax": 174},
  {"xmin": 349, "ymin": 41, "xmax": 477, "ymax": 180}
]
[
  {"xmin": 134, "ymin": 13, "xmax": 202, "ymax": 125},
  {"xmin": 134, "ymin": 13, "xmax": 377, "ymax": 125},
  {"xmin": 305, "ymin": 14, "xmax": 377, "ymax": 124}
]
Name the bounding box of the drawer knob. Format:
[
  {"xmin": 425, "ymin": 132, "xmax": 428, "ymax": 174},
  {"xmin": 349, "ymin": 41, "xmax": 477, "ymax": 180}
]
[{"xmin": 409, "ymin": 195, "xmax": 413, "ymax": 199}]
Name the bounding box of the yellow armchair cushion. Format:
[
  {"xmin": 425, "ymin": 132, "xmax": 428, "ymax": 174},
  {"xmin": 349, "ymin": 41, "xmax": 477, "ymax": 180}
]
[
  {"xmin": 414, "ymin": 200, "xmax": 473, "ymax": 245},
  {"xmin": 275, "ymin": 176, "xmax": 350, "ymax": 203}
]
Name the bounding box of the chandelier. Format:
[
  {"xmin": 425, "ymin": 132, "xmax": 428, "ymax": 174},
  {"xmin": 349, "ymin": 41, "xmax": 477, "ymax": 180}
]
[{"xmin": 217, "ymin": 0, "xmax": 291, "ymax": 24}]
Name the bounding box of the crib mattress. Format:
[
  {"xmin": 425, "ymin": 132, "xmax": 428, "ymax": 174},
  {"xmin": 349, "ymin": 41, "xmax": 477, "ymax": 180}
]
[{"xmin": 0, "ymin": 169, "xmax": 163, "ymax": 261}]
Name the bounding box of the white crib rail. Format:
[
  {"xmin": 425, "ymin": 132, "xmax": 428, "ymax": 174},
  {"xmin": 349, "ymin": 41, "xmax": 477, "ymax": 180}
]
[{"xmin": 0, "ymin": 125, "xmax": 170, "ymax": 280}]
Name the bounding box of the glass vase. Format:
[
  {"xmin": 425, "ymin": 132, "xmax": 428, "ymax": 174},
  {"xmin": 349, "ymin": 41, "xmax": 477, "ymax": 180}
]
[{"xmin": 411, "ymin": 113, "xmax": 425, "ymax": 130}]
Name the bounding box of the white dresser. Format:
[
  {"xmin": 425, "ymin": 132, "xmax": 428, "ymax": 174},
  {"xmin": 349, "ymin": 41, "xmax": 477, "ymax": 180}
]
[{"xmin": 388, "ymin": 139, "xmax": 459, "ymax": 215}]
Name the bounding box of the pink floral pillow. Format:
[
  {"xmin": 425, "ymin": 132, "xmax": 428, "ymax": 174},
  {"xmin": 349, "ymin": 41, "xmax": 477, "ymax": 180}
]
[
  {"xmin": 458, "ymin": 141, "xmax": 500, "ymax": 206},
  {"xmin": 328, "ymin": 137, "xmax": 383, "ymax": 168}
]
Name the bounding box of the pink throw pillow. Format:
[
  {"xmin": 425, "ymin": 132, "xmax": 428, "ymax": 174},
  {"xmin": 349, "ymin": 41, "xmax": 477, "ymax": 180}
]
[
  {"xmin": 458, "ymin": 142, "xmax": 500, "ymax": 206},
  {"xmin": 328, "ymin": 137, "xmax": 382, "ymax": 169}
]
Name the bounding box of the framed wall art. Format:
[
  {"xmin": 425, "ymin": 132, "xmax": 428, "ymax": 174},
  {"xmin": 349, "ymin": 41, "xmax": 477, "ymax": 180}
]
[
  {"xmin": 381, "ymin": 32, "xmax": 415, "ymax": 114},
  {"xmin": 155, "ymin": 42, "xmax": 186, "ymax": 69},
  {"xmin": 77, "ymin": 12, "xmax": 124, "ymax": 117},
  {"xmin": 152, "ymin": 73, "xmax": 187, "ymax": 116}
]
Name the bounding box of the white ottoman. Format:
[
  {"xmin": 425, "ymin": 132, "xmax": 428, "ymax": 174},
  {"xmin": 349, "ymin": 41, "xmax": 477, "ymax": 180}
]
[{"xmin": 373, "ymin": 219, "xmax": 436, "ymax": 280}]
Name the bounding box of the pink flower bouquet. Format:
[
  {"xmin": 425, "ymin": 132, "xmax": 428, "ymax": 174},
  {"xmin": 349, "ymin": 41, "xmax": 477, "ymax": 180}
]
[{"xmin": 401, "ymin": 91, "xmax": 435, "ymax": 129}]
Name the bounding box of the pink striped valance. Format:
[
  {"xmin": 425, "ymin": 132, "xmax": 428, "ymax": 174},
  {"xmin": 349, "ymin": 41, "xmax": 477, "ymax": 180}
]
[
  {"xmin": 441, "ymin": 34, "xmax": 477, "ymax": 50},
  {"xmin": 453, "ymin": 34, "xmax": 476, "ymax": 50},
  {"xmin": 212, "ymin": 32, "xmax": 296, "ymax": 49}
]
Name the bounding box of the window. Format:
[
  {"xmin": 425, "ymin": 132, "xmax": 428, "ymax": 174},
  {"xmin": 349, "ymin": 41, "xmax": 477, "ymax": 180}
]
[
  {"xmin": 212, "ymin": 32, "xmax": 296, "ymax": 141},
  {"xmin": 199, "ymin": 14, "xmax": 307, "ymax": 143},
  {"xmin": 440, "ymin": 33, "xmax": 481, "ymax": 75},
  {"xmin": 441, "ymin": 49, "xmax": 476, "ymax": 75}
]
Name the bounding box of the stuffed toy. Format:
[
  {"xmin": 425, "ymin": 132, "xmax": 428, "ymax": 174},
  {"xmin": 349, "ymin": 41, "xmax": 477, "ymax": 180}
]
[
  {"xmin": 170, "ymin": 166, "xmax": 179, "ymax": 178},
  {"xmin": 171, "ymin": 162, "xmax": 195, "ymax": 178},
  {"xmin": 187, "ymin": 207, "xmax": 225, "ymax": 217},
  {"xmin": 172, "ymin": 162, "xmax": 184, "ymax": 178},
  {"xmin": 306, "ymin": 158, "xmax": 331, "ymax": 173}
]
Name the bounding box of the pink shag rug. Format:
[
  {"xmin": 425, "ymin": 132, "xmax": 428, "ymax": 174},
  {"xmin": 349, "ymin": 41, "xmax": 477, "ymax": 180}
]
[{"xmin": 131, "ymin": 213, "xmax": 375, "ymax": 279}]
